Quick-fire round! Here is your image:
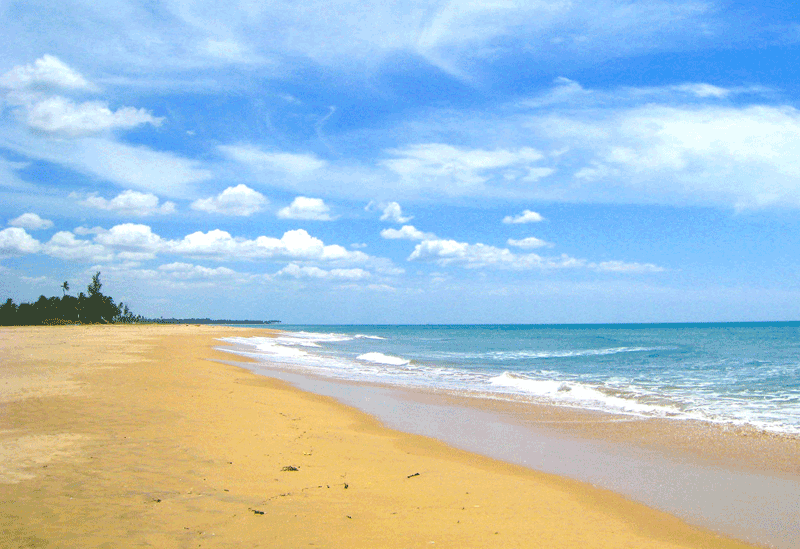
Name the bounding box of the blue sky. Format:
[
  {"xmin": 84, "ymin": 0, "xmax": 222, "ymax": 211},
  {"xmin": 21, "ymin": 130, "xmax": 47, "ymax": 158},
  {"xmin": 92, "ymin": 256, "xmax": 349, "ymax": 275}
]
[{"xmin": 2, "ymin": 0, "xmax": 800, "ymax": 323}]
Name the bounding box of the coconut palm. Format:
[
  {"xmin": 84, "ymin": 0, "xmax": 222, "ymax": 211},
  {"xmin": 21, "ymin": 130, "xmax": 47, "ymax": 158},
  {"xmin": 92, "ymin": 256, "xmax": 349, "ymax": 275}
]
[{"xmin": 61, "ymin": 281, "xmax": 69, "ymax": 297}]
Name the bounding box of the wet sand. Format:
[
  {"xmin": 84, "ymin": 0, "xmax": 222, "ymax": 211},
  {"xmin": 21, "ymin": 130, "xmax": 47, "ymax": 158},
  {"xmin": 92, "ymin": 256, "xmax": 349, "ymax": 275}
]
[
  {"xmin": 0, "ymin": 325, "xmax": 770, "ymax": 548},
  {"xmin": 234, "ymin": 364, "xmax": 800, "ymax": 548}
]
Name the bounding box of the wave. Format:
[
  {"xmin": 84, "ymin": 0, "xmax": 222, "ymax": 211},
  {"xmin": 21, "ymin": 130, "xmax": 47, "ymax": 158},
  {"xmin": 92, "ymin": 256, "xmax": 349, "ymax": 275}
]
[
  {"xmin": 357, "ymin": 352, "xmax": 411, "ymax": 366},
  {"xmin": 489, "ymin": 372, "xmax": 683, "ymax": 417},
  {"xmin": 220, "ymin": 331, "xmax": 800, "ymax": 435},
  {"xmin": 433, "ymin": 346, "xmax": 667, "ymax": 361}
]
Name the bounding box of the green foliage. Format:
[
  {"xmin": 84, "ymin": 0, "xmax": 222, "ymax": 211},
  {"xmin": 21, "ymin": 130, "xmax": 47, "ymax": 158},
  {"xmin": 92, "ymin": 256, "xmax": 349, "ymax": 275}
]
[{"xmin": 0, "ymin": 272, "xmax": 144, "ymax": 326}]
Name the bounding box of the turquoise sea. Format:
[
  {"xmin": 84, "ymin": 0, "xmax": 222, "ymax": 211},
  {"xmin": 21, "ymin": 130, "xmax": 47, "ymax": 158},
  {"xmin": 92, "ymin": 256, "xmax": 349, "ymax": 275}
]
[{"xmin": 222, "ymin": 322, "xmax": 800, "ymax": 436}]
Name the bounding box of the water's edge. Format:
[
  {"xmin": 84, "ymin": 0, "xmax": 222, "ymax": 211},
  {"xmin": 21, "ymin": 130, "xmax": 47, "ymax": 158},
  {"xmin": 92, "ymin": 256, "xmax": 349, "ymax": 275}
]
[{"xmin": 218, "ymin": 352, "xmax": 800, "ymax": 549}]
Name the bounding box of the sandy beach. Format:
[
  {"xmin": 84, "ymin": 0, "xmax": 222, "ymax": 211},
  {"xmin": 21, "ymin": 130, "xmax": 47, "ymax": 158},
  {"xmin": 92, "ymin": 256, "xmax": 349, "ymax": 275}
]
[{"xmin": 0, "ymin": 325, "xmax": 765, "ymax": 548}]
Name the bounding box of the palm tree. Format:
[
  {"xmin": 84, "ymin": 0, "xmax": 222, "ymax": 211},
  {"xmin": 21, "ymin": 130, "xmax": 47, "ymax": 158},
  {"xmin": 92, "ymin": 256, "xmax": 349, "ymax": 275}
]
[{"xmin": 61, "ymin": 281, "xmax": 70, "ymax": 297}]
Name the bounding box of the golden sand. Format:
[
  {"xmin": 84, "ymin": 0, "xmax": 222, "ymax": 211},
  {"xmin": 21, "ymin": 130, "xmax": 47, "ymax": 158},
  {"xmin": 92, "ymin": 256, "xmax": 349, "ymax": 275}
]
[{"xmin": 0, "ymin": 325, "xmax": 759, "ymax": 548}]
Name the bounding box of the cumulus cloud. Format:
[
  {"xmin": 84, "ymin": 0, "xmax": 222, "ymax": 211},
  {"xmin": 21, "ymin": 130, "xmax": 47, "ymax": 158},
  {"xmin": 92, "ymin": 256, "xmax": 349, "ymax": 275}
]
[
  {"xmin": 0, "ymin": 54, "xmax": 94, "ymax": 91},
  {"xmin": 0, "ymin": 227, "xmax": 41, "ymax": 255},
  {"xmin": 277, "ymin": 196, "xmax": 335, "ymax": 220},
  {"xmin": 94, "ymin": 223, "xmax": 166, "ymax": 260},
  {"xmin": 82, "ymin": 190, "xmax": 176, "ymax": 216},
  {"xmin": 409, "ymin": 239, "xmax": 517, "ymax": 268},
  {"xmin": 503, "ymin": 210, "xmax": 545, "ymax": 224},
  {"xmin": 380, "ymin": 225, "xmax": 436, "ymax": 241},
  {"xmin": 173, "ymin": 227, "xmax": 368, "ymax": 264},
  {"xmin": 380, "ymin": 201, "xmax": 413, "ymax": 223},
  {"xmin": 507, "ymin": 236, "xmax": 551, "ymax": 249},
  {"xmin": 9, "ymin": 212, "xmax": 53, "ymax": 230},
  {"xmin": 42, "ymin": 231, "xmax": 111, "ymax": 262},
  {"xmin": 191, "ymin": 184, "xmax": 267, "ymax": 216},
  {"xmin": 21, "ymin": 96, "xmax": 162, "ymax": 137},
  {"xmin": 2, "ymin": 56, "xmax": 161, "ymax": 138}
]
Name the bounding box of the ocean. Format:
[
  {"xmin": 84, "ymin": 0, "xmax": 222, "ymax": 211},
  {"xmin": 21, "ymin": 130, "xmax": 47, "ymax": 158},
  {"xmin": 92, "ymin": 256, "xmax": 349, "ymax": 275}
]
[{"xmin": 221, "ymin": 322, "xmax": 800, "ymax": 436}]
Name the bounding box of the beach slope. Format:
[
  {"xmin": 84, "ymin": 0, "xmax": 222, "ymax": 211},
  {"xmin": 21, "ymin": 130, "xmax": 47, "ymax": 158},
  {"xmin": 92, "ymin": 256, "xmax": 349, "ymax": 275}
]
[{"xmin": 0, "ymin": 325, "xmax": 758, "ymax": 548}]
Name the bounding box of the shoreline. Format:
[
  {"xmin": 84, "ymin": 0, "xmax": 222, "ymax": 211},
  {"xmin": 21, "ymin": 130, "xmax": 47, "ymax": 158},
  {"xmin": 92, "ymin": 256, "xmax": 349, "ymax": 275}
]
[
  {"xmin": 224, "ymin": 354, "xmax": 800, "ymax": 549},
  {"xmin": 0, "ymin": 325, "xmax": 779, "ymax": 548},
  {"xmin": 223, "ymin": 348, "xmax": 800, "ymax": 477}
]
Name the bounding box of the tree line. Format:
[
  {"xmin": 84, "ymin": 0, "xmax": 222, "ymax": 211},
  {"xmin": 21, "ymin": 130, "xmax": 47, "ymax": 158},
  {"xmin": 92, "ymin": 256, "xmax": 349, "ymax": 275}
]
[{"xmin": 0, "ymin": 272, "xmax": 142, "ymax": 326}]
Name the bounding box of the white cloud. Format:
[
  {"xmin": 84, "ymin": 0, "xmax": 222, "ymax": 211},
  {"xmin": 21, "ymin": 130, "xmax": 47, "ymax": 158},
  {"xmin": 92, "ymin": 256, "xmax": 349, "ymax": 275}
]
[
  {"xmin": 548, "ymin": 104, "xmax": 800, "ymax": 209},
  {"xmin": 21, "ymin": 96, "xmax": 162, "ymax": 137},
  {"xmin": 64, "ymin": 138, "xmax": 213, "ymax": 198},
  {"xmin": 507, "ymin": 236, "xmax": 551, "ymax": 249},
  {"xmin": 0, "ymin": 227, "xmax": 41, "ymax": 255},
  {"xmin": 380, "ymin": 201, "xmax": 412, "ymax": 223},
  {"xmin": 94, "ymin": 223, "xmax": 166, "ymax": 260},
  {"xmin": 276, "ymin": 263, "xmax": 371, "ymax": 281},
  {"xmin": 0, "ymin": 56, "xmax": 207, "ymax": 199},
  {"xmin": 0, "ymin": 130, "xmax": 213, "ymax": 199},
  {"xmin": 380, "ymin": 225, "xmax": 436, "ymax": 241},
  {"xmin": 82, "ymin": 190, "xmax": 176, "ymax": 216},
  {"xmin": 382, "ymin": 144, "xmax": 545, "ymax": 192},
  {"xmin": 409, "ymin": 236, "xmax": 662, "ymax": 273},
  {"xmin": 409, "ymin": 239, "xmax": 517, "ymax": 268},
  {"xmin": 277, "ymin": 196, "xmax": 336, "ymax": 220},
  {"xmin": 191, "ymin": 184, "xmax": 267, "ymax": 216},
  {"xmin": 74, "ymin": 226, "xmax": 106, "ymax": 236},
  {"xmin": 0, "ymin": 157, "xmax": 32, "ymax": 190},
  {"xmin": 2, "ymin": 57, "xmax": 161, "ymax": 138},
  {"xmin": 173, "ymin": 228, "xmax": 369, "ymax": 265},
  {"xmin": 203, "ymin": 38, "xmax": 252, "ymax": 62},
  {"xmin": 503, "ymin": 210, "xmax": 545, "ymax": 224},
  {"xmin": 0, "ymin": 55, "xmax": 94, "ymax": 91},
  {"xmin": 171, "ymin": 229, "xmax": 241, "ymax": 258},
  {"xmin": 253, "ymin": 229, "xmax": 360, "ymax": 261},
  {"xmin": 9, "ymin": 212, "xmax": 53, "ymax": 230},
  {"xmin": 670, "ymin": 83, "xmax": 730, "ymax": 98},
  {"xmin": 220, "ymin": 144, "xmax": 327, "ymax": 176},
  {"xmin": 159, "ymin": 261, "xmax": 238, "ymax": 279},
  {"xmin": 591, "ymin": 260, "xmax": 664, "ymax": 273},
  {"xmin": 43, "ymin": 231, "xmax": 111, "ymax": 262}
]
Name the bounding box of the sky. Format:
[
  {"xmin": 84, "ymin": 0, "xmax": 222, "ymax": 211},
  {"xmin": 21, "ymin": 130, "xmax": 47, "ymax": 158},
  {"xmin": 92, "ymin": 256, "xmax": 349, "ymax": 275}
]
[{"xmin": 1, "ymin": 1, "xmax": 800, "ymax": 324}]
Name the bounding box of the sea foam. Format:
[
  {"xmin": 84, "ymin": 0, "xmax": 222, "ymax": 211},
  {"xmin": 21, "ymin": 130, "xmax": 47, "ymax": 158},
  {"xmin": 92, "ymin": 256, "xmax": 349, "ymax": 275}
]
[
  {"xmin": 489, "ymin": 372, "xmax": 684, "ymax": 417},
  {"xmin": 357, "ymin": 352, "xmax": 411, "ymax": 366}
]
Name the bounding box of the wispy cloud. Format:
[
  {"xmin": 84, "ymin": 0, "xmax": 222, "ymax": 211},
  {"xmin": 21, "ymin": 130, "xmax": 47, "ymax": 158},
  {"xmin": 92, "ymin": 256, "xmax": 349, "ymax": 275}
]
[
  {"xmin": 220, "ymin": 144, "xmax": 327, "ymax": 176},
  {"xmin": 409, "ymin": 236, "xmax": 662, "ymax": 273}
]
